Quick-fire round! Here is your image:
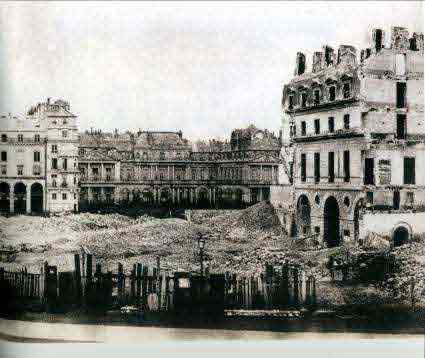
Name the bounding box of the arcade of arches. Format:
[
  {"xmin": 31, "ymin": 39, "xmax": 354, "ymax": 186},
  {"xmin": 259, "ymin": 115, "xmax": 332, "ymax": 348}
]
[{"xmin": 0, "ymin": 181, "xmax": 45, "ymax": 214}]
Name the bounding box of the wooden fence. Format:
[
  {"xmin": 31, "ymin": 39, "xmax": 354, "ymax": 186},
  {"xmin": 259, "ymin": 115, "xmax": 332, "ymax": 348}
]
[{"xmin": 0, "ymin": 254, "xmax": 316, "ymax": 312}]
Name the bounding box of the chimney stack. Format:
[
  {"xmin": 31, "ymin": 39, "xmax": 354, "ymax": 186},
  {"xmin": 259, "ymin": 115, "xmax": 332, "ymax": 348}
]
[
  {"xmin": 323, "ymin": 46, "xmax": 335, "ymax": 66},
  {"xmin": 295, "ymin": 52, "xmax": 306, "ymax": 76},
  {"xmin": 312, "ymin": 51, "xmax": 324, "ymax": 73},
  {"xmin": 372, "ymin": 29, "xmax": 385, "ymax": 53}
]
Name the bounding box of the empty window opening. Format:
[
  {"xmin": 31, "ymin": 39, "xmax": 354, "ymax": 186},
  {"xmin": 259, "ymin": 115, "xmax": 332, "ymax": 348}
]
[
  {"xmin": 34, "ymin": 151, "xmax": 40, "ymax": 162},
  {"xmin": 343, "ymin": 83, "xmax": 351, "ymax": 98},
  {"xmin": 314, "ymin": 152, "xmax": 320, "ymax": 183},
  {"xmin": 343, "ymin": 150, "xmax": 350, "ymax": 182},
  {"xmin": 409, "ymin": 37, "xmax": 418, "ymax": 51},
  {"xmin": 329, "ymin": 86, "xmax": 336, "ymax": 101},
  {"xmin": 301, "ymin": 92, "xmax": 307, "ymax": 108},
  {"xmin": 375, "ymin": 29, "xmax": 383, "ymax": 52},
  {"xmin": 364, "ymin": 158, "xmax": 375, "ymax": 185},
  {"xmin": 393, "ymin": 190, "xmax": 400, "ymax": 210},
  {"xmin": 314, "ymin": 119, "xmax": 320, "ymax": 134},
  {"xmin": 63, "ymin": 158, "xmax": 68, "ymax": 171},
  {"xmin": 288, "ymin": 95, "xmax": 294, "ymax": 110},
  {"xmin": 343, "ymin": 114, "xmax": 350, "ymax": 129},
  {"xmin": 301, "ymin": 121, "xmax": 306, "ymax": 136},
  {"xmin": 17, "ymin": 134, "xmax": 23, "ymax": 142},
  {"xmin": 314, "ymin": 90, "xmax": 320, "ymax": 105},
  {"xmin": 52, "ymin": 158, "xmax": 58, "ymax": 170},
  {"xmin": 396, "ymin": 114, "xmax": 406, "ymax": 139},
  {"xmin": 328, "ymin": 117, "xmax": 335, "ymax": 133},
  {"xmin": 1, "ymin": 134, "xmax": 7, "ymax": 142},
  {"xmin": 396, "ymin": 82, "xmax": 406, "ymax": 108},
  {"xmin": 328, "ymin": 152, "xmax": 335, "ymax": 183},
  {"xmin": 17, "ymin": 165, "xmax": 23, "ymax": 176},
  {"xmin": 301, "ymin": 153, "xmax": 307, "ymax": 182},
  {"xmin": 1, "ymin": 151, "xmax": 6, "ymax": 162},
  {"xmin": 34, "ymin": 134, "xmax": 40, "ymax": 142},
  {"xmin": 403, "ymin": 157, "xmax": 415, "ymax": 184}
]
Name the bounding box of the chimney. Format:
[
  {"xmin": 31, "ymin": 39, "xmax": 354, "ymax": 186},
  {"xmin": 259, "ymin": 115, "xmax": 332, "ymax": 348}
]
[
  {"xmin": 337, "ymin": 45, "xmax": 357, "ymax": 66},
  {"xmin": 295, "ymin": 52, "xmax": 306, "ymax": 76},
  {"xmin": 312, "ymin": 51, "xmax": 324, "ymax": 73},
  {"xmin": 323, "ymin": 46, "xmax": 335, "ymax": 66},
  {"xmin": 372, "ymin": 29, "xmax": 385, "ymax": 53}
]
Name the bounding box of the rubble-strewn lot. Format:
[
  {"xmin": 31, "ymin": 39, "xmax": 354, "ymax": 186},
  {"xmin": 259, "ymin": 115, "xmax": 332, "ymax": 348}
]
[{"xmin": 1, "ymin": 202, "xmax": 424, "ymax": 307}]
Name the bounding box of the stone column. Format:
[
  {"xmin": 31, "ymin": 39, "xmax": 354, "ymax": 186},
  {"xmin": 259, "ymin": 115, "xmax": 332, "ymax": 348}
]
[{"xmin": 26, "ymin": 188, "xmax": 31, "ymax": 213}]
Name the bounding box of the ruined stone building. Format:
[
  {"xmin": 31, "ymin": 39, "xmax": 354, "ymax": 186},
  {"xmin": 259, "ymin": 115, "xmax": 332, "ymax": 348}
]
[
  {"xmin": 78, "ymin": 124, "xmax": 281, "ymax": 210},
  {"xmin": 0, "ymin": 99, "xmax": 79, "ymax": 214},
  {"xmin": 280, "ymin": 26, "xmax": 424, "ymax": 247}
]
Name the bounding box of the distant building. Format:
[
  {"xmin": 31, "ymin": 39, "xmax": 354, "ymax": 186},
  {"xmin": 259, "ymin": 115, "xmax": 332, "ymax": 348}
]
[
  {"xmin": 0, "ymin": 98, "xmax": 79, "ymax": 214},
  {"xmin": 78, "ymin": 125, "xmax": 281, "ymax": 210},
  {"xmin": 280, "ymin": 26, "xmax": 424, "ymax": 246}
]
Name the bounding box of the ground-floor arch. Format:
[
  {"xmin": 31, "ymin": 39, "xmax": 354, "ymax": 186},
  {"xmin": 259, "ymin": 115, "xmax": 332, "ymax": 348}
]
[
  {"xmin": 30, "ymin": 183, "xmax": 43, "ymax": 213},
  {"xmin": 296, "ymin": 194, "xmax": 311, "ymax": 236},
  {"xmin": 324, "ymin": 196, "xmax": 340, "ymax": 247},
  {"xmin": 14, "ymin": 182, "xmax": 27, "ymax": 214},
  {"xmin": 0, "ymin": 182, "xmax": 10, "ymax": 213},
  {"xmin": 393, "ymin": 226, "xmax": 409, "ymax": 247}
]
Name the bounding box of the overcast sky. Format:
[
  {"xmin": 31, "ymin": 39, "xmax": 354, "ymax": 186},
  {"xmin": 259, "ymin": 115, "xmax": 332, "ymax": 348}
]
[{"xmin": 0, "ymin": 1, "xmax": 423, "ymax": 140}]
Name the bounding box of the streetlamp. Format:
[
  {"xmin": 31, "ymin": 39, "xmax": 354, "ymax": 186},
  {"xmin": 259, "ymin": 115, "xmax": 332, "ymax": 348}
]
[{"xmin": 196, "ymin": 232, "xmax": 207, "ymax": 276}]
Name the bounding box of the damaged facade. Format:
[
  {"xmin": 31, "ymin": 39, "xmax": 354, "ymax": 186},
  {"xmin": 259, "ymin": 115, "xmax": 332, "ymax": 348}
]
[
  {"xmin": 78, "ymin": 125, "xmax": 281, "ymax": 210},
  {"xmin": 280, "ymin": 26, "xmax": 424, "ymax": 247}
]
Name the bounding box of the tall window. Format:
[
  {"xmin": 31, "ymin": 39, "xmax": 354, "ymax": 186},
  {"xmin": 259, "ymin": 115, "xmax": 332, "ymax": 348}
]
[
  {"xmin": 329, "ymin": 86, "xmax": 336, "ymax": 101},
  {"xmin": 52, "ymin": 158, "xmax": 58, "ymax": 170},
  {"xmin": 396, "ymin": 114, "xmax": 406, "ymax": 139},
  {"xmin": 343, "ymin": 150, "xmax": 350, "ymax": 182},
  {"xmin": 301, "ymin": 121, "xmax": 306, "ymax": 136},
  {"xmin": 364, "ymin": 158, "xmax": 375, "ymax": 185},
  {"xmin": 1, "ymin": 165, "xmax": 6, "ymax": 175},
  {"xmin": 343, "ymin": 83, "xmax": 351, "ymax": 98},
  {"xmin": 288, "ymin": 95, "xmax": 294, "ymax": 110},
  {"xmin": 314, "ymin": 153, "xmax": 320, "ymax": 183},
  {"xmin": 1, "ymin": 151, "xmax": 6, "ymax": 162},
  {"xmin": 51, "ymin": 145, "xmax": 58, "ymax": 153},
  {"xmin": 313, "ymin": 89, "xmax": 320, "ymax": 105},
  {"xmin": 328, "ymin": 152, "xmax": 335, "ymax": 183},
  {"xmin": 343, "ymin": 114, "xmax": 350, "ymax": 129},
  {"xmin": 63, "ymin": 158, "xmax": 68, "ymax": 170},
  {"xmin": 301, "ymin": 154, "xmax": 306, "ymax": 182},
  {"xmin": 396, "ymin": 82, "xmax": 406, "ymax": 108},
  {"xmin": 314, "ymin": 119, "xmax": 320, "ymax": 134},
  {"xmin": 17, "ymin": 134, "xmax": 23, "ymax": 142},
  {"xmin": 328, "ymin": 117, "xmax": 335, "ymax": 133},
  {"xmin": 301, "ymin": 92, "xmax": 307, "ymax": 108},
  {"xmin": 403, "ymin": 157, "xmax": 415, "ymax": 184},
  {"xmin": 33, "ymin": 151, "xmax": 40, "ymax": 162}
]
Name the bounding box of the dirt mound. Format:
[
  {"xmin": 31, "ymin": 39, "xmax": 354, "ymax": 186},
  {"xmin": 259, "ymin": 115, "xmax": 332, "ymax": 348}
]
[{"xmin": 235, "ymin": 201, "xmax": 282, "ymax": 232}]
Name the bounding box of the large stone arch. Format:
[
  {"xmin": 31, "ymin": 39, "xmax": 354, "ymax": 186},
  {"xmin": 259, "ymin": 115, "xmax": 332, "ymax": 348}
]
[
  {"xmin": 14, "ymin": 182, "xmax": 27, "ymax": 214},
  {"xmin": 0, "ymin": 182, "xmax": 10, "ymax": 213},
  {"xmin": 323, "ymin": 196, "xmax": 340, "ymax": 247},
  {"xmin": 296, "ymin": 194, "xmax": 311, "ymax": 236},
  {"xmin": 30, "ymin": 182, "xmax": 44, "ymax": 213}
]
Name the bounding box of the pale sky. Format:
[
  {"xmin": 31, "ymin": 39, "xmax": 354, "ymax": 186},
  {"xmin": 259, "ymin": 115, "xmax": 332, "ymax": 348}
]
[{"xmin": 0, "ymin": 1, "xmax": 423, "ymax": 140}]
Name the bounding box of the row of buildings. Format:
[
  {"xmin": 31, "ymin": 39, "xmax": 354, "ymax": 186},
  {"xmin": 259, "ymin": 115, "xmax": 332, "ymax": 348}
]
[{"xmin": 0, "ymin": 25, "xmax": 423, "ymax": 247}]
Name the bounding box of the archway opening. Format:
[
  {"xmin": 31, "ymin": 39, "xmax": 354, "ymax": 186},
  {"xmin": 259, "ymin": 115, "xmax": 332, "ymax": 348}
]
[
  {"xmin": 324, "ymin": 196, "xmax": 340, "ymax": 247},
  {"xmin": 296, "ymin": 195, "xmax": 311, "ymax": 237},
  {"xmin": 160, "ymin": 189, "xmax": 172, "ymax": 207},
  {"xmin": 393, "ymin": 226, "xmax": 409, "ymax": 247},
  {"xmin": 0, "ymin": 182, "xmax": 10, "ymax": 213},
  {"xmin": 30, "ymin": 183, "xmax": 43, "ymax": 213},
  {"xmin": 197, "ymin": 188, "xmax": 209, "ymax": 208},
  {"xmin": 141, "ymin": 190, "xmax": 154, "ymax": 206},
  {"xmin": 14, "ymin": 183, "xmax": 27, "ymax": 214}
]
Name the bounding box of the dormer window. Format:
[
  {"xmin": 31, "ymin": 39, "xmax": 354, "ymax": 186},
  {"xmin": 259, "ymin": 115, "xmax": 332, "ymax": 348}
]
[
  {"xmin": 329, "ymin": 86, "xmax": 336, "ymax": 101},
  {"xmin": 301, "ymin": 92, "xmax": 307, "ymax": 108},
  {"xmin": 343, "ymin": 83, "xmax": 351, "ymax": 99},
  {"xmin": 313, "ymin": 89, "xmax": 320, "ymax": 105}
]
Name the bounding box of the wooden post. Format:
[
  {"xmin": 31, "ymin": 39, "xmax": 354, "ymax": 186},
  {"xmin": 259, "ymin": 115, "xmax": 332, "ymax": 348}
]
[
  {"xmin": 117, "ymin": 262, "xmax": 124, "ymax": 303},
  {"xmin": 142, "ymin": 266, "xmax": 148, "ymax": 309},
  {"xmin": 74, "ymin": 254, "xmax": 82, "ymax": 303},
  {"xmin": 136, "ymin": 263, "xmax": 142, "ymax": 306},
  {"xmin": 130, "ymin": 264, "xmax": 136, "ymax": 301},
  {"xmin": 293, "ymin": 266, "xmax": 299, "ymax": 308}
]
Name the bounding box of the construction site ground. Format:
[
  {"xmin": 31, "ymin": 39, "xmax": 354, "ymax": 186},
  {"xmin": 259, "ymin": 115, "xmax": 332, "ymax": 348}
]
[{"xmin": 0, "ymin": 202, "xmax": 424, "ymax": 309}]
